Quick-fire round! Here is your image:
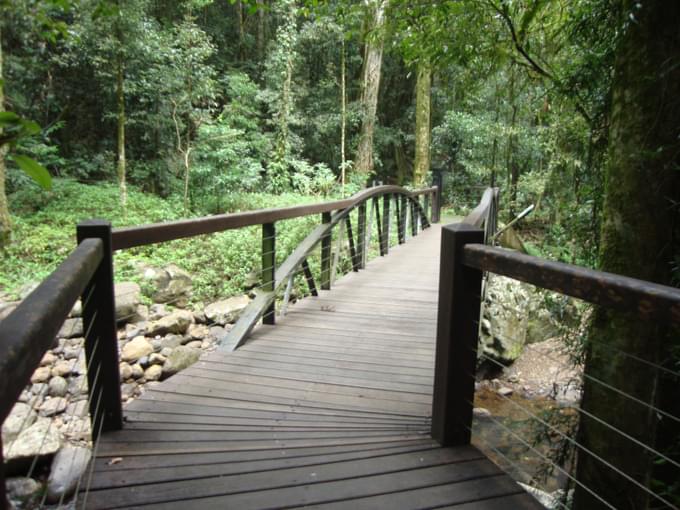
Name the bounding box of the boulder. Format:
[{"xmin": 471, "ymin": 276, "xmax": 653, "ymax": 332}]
[
  {"xmin": 30, "ymin": 366, "xmax": 51, "ymax": 384},
  {"xmin": 58, "ymin": 318, "xmax": 83, "ymax": 339},
  {"xmin": 52, "ymin": 360, "xmax": 75, "ymax": 377},
  {"xmin": 146, "ymin": 310, "xmax": 194, "ymax": 336},
  {"xmin": 162, "ymin": 346, "xmax": 201, "ymax": 377},
  {"xmin": 48, "ymin": 376, "xmax": 69, "ymax": 397},
  {"xmin": 119, "ymin": 362, "xmax": 133, "ymax": 380},
  {"xmin": 149, "ymin": 304, "xmax": 169, "ymax": 321},
  {"xmin": 6, "ymin": 477, "xmax": 41, "ymax": 506},
  {"xmin": 2, "ymin": 403, "xmax": 37, "ymax": 442},
  {"xmin": 38, "ymin": 397, "xmax": 68, "ymax": 417},
  {"xmin": 141, "ymin": 264, "xmax": 193, "ymax": 307},
  {"xmin": 204, "ymin": 296, "xmax": 250, "ymax": 326},
  {"xmin": 114, "ymin": 282, "xmax": 142, "ymax": 323},
  {"xmin": 131, "ymin": 363, "xmax": 144, "ymax": 379},
  {"xmin": 144, "ymin": 365, "xmax": 163, "ymax": 381},
  {"xmin": 46, "ymin": 445, "xmax": 91, "ymax": 503},
  {"xmin": 121, "ymin": 336, "xmax": 154, "ymax": 363},
  {"xmin": 3, "ymin": 418, "xmax": 61, "ymax": 461}
]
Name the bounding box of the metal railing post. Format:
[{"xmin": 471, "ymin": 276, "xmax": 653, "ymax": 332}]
[
  {"xmin": 357, "ymin": 203, "xmax": 367, "ymax": 269},
  {"xmin": 382, "ymin": 194, "xmax": 390, "ymax": 255},
  {"xmin": 431, "ymin": 223, "xmax": 484, "ymax": 446},
  {"xmin": 76, "ymin": 220, "xmax": 123, "ymax": 437},
  {"xmin": 262, "ymin": 222, "xmax": 276, "ymax": 324}
]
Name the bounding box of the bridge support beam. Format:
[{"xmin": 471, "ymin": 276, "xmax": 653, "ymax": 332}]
[
  {"xmin": 432, "ymin": 223, "xmax": 484, "ymax": 446},
  {"xmin": 320, "ymin": 212, "xmax": 331, "ymax": 290},
  {"xmin": 357, "ymin": 203, "xmax": 367, "ymax": 269},
  {"xmin": 381, "ymin": 194, "xmax": 390, "ymax": 255},
  {"xmin": 76, "ymin": 220, "xmax": 124, "ymax": 437},
  {"xmin": 262, "ymin": 222, "xmax": 276, "ymax": 324}
]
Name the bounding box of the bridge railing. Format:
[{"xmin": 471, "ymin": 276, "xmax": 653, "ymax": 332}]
[
  {"xmin": 432, "ymin": 222, "xmax": 680, "ymax": 509},
  {"xmin": 0, "ymin": 184, "xmax": 437, "ymax": 507}
]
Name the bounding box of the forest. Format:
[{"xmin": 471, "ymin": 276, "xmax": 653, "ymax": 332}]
[{"xmin": 0, "ymin": 0, "xmax": 679, "ymax": 509}]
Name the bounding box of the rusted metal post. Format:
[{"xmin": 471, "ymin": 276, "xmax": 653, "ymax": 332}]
[
  {"xmin": 262, "ymin": 222, "xmax": 276, "ymax": 325},
  {"xmin": 432, "ymin": 223, "xmax": 484, "ymax": 446},
  {"xmin": 76, "ymin": 220, "xmax": 123, "ymax": 437},
  {"xmin": 320, "ymin": 212, "xmax": 331, "ymax": 290}
]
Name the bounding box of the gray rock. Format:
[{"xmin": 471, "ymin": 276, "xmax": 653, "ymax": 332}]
[
  {"xmin": 186, "ymin": 340, "xmax": 202, "ymax": 349},
  {"xmin": 144, "ymin": 364, "xmax": 163, "ymax": 381},
  {"xmin": 161, "ymin": 334, "xmax": 184, "ymax": 349},
  {"xmin": 146, "ymin": 310, "xmax": 194, "ymax": 336},
  {"xmin": 162, "ymin": 346, "xmax": 201, "ymax": 377},
  {"xmin": 46, "ymin": 445, "xmax": 91, "ymax": 503},
  {"xmin": 68, "ymin": 375, "xmax": 87, "ymax": 397},
  {"xmin": 497, "ymin": 386, "xmax": 514, "ymax": 397},
  {"xmin": 3, "ymin": 418, "xmax": 61, "ymax": 461},
  {"xmin": 39, "ymin": 397, "xmax": 68, "ymax": 417},
  {"xmin": 131, "ymin": 363, "xmax": 144, "ymax": 379},
  {"xmin": 115, "ymin": 282, "xmax": 142, "ymax": 324},
  {"xmin": 121, "ymin": 383, "xmax": 137, "ymax": 400},
  {"xmin": 142, "ymin": 264, "xmax": 193, "ymax": 306},
  {"xmin": 187, "ymin": 323, "xmax": 210, "ymax": 340},
  {"xmin": 30, "ymin": 366, "xmax": 51, "ymax": 383},
  {"xmin": 138, "ymin": 355, "xmax": 150, "ymax": 367},
  {"xmin": 52, "ymin": 360, "xmax": 75, "ymax": 377},
  {"xmin": 40, "ymin": 351, "xmax": 57, "ymax": 366},
  {"xmin": 193, "ymin": 308, "xmax": 207, "ymax": 324},
  {"xmin": 149, "ymin": 303, "xmax": 169, "ymax": 321},
  {"xmin": 6, "ymin": 477, "xmax": 41, "ymax": 505},
  {"xmin": 209, "ymin": 325, "xmax": 227, "ymax": 339},
  {"xmin": 119, "ymin": 362, "xmax": 133, "ymax": 380},
  {"xmin": 149, "ymin": 353, "xmax": 166, "ymax": 365},
  {"xmin": 160, "ymin": 347, "xmax": 173, "ymax": 357},
  {"xmin": 48, "ymin": 376, "xmax": 69, "ymax": 397},
  {"xmin": 473, "ymin": 407, "xmax": 492, "ymax": 419},
  {"xmin": 58, "ymin": 318, "xmax": 83, "ymax": 338},
  {"xmin": 62, "ymin": 346, "xmax": 80, "ymax": 360},
  {"xmin": 2, "ymin": 403, "xmax": 37, "ymax": 442},
  {"xmin": 134, "ymin": 304, "xmax": 149, "ymax": 322},
  {"xmin": 121, "ymin": 336, "xmax": 154, "ymax": 363},
  {"xmin": 125, "ymin": 322, "xmax": 145, "ymax": 340},
  {"xmin": 65, "ymin": 400, "xmax": 88, "ymax": 418},
  {"xmin": 204, "ymin": 296, "xmax": 250, "ymax": 325},
  {"xmin": 32, "ymin": 383, "xmax": 49, "ymax": 398}
]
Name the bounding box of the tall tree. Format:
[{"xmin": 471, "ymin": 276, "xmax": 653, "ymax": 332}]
[
  {"xmin": 574, "ymin": 2, "xmax": 680, "ymax": 509},
  {"xmin": 0, "ymin": 26, "xmax": 9, "ymax": 248},
  {"xmin": 355, "ymin": 0, "xmax": 387, "ymax": 175},
  {"xmin": 413, "ymin": 60, "xmax": 431, "ymax": 186}
]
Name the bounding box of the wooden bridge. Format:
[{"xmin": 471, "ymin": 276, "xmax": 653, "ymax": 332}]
[{"xmin": 2, "ymin": 184, "xmax": 679, "ymax": 509}]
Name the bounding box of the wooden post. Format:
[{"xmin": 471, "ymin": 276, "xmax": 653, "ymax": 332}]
[
  {"xmin": 321, "ymin": 212, "xmax": 331, "ymax": 290},
  {"xmin": 375, "ymin": 198, "xmax": 384, "ymax": 256},
  {"xmin": 345, "ymin": 216, "xmax": 359, "ymax": 271},
  {"xmin": 76, "ymin": 220, "xmax": 123, "ymax": 437},
  {"xmin": 262, "ymin": 222, "xmax": 276, "ymax": 324},
  {"xmin": 357, "ymin": 203, "xmax": 367, "ymax": 269},
  {"xmin": 431, "ymin": 223, "xmax": 484, "ymax": 446},
  {"xmin": 382, "ymin": 194, "xmax": 390, "ymax": 255},
  {"xmin": 396, "ymin": 195, "xmax": 405, "ymax": 244}
]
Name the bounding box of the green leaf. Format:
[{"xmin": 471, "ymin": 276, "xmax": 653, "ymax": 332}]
[
  {"xmin": 19, "ymin": 119, "xmax": 41, "ymax": 136},
  {"xmin": 11, "ymin": 155, "xmax": 52, "ymax": 190},
  {"xmin": 0, "ymin": 111, "xmax": 21, "ymax": 127}
]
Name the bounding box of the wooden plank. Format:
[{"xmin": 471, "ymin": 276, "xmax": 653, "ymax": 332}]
[{"xmin": 83, "ymin": 448, "xmax": 488, "ymax": 509}]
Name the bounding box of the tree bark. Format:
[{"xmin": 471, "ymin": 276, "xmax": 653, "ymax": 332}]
[
  {"xmin": 505, "ymin": 67, "xmax": 518, "ymax": 217},
  {"xmin": 413, "ymin": 61, "xmax": 431, "ymax": 187},
  {"xmin": 256, "ymin": 0, "xmax": 265, "ymax": 63},
  {"xmin": 116, "ymin": 54, "xmax": 127, "ymax": 211},
  {"xmin": 355, "ymin": 0, "xmax": 387, "ymax": 175},
  {"xmin": 237, "ymin": 0, "xmax": 246, "ymax": 61},
  {"xmin": 0, "ymin": 25, "xmax": 12, "ymax": 249},
  {"xmin": 573, "ymin": 3, "xmax": 680, "ymax": 509},
  {"xmin": 340, "ymin": 36, "xmax": 347, "ymax": 195}
]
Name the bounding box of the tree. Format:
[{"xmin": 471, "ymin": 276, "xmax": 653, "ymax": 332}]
[
  {"xmin": 354, "ymin": 0, "xmax": 387, "ymax": 175},
  {"xmin": 574, "ymin": 2, "xmax": 680, "ymax": 509}
]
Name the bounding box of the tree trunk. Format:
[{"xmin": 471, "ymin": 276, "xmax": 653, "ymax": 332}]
[
  {"xmin": 237, "ymin": 0, "xmax": 246, "ymax": 61},
  {"xmin": 355, "ymin": 0, "xmax": 387, "ymax": 175},
  {"xmin": 413, "ymin": 61, "xmax": 431, "ymax": 187},
  {"xmin": 490, "ymin": 82, "xmax": 500, "ymax": 187},
  {"xmin": 116, "ymin": 54, "xmax": 127, "ymax": 211},
  {"xmin": 256, "ymin": 0, "xmax": 265, "ymax": 63},
  {"xmin": 340, "ymin": 36, "xmax": 347, "ymax": 196},
  {"xmin": 0, "ymin": 26, "xmax": 10, "ymax": 249},
  {"xmin": 573, "ymin": 3, "xmax": 680, "ymax": 509},
  {"xmin": 505, "ymin": 67, "xmax": 518, "ymax": 217}
]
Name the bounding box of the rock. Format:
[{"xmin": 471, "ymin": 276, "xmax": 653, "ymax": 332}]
[
  {"xmin": 40, "ymin": 351, "xmax": 57, "ymax": 366},
  {"xmin": 70, "ymin": 299, "xmax": 83, "ymax": 318},
  {"xmin": 204, "ymin": 296, "xmax": 250, "ymax": 325},
  {"xmin": 121, "ymin": 336, "xmax": 154, "ymax": 362},
  {"xmin": 187, "ymin": 323, "xmax": 210, "ymax": 340},
  {"xmin": 68, "ymin": 376, "xmax": 87, "ymax": 397},
  {"xmin": 2, "ymin": 403, "xmax": 37, "ymax": 442},
  {"xmin": 135, "ymin": 304, "xmax": 149, "ymax": 322},
  {"xmin": 160, "ymin": 347, "xmax": 173, "ymax": 357},
  {"xmin": 146, "ymin": 310, "xmax": 194, "ymax": 336},
  {"xmin": 119, "ymin": 362, "xmax": 133, "ymax": 380},
  {"xmin": 151, "ymin": 339, "xmax": 163, "ymax": 352},
  {"xmin": 131, "ymin": 363, "xmax": 144, "ymax": 379},
  {"xmin": 497, "ymin": 386, "xmax": 514, "ymax": 397},
  {"xmin": 52, "ymin": 360, "xmax": 75, "ymax": 377},
  {"xmin": 209, "ymin": 325, "xmax": 227, "ymax": 339},
  {"xmin": 62, "ymin": 346, "xmax": 80, "ymax": 360},
  {"xmin": 121, "ymin": 383, "xmax": 137, "ymax": 400},
  {"xmin": 138, "ymin": 356, "xmax": 149, "ymax": 367},
  {"xmin": 125, "ymin": 322, "xmax": 145, "ymax": 340},
  {"xmin": 193, "ymin": 307, "xmax": 207, "ymax": 324},
  {"xmin": 48, "ymin": 376, "xmax": 69, "ymax": 397},
  {"xmin": 149, "ymin": 303, "xmax": 169, "ymax": 321},
  {"xmin": 46, "ymin": 445, "xmax": 91, "ymax": 503},
  {"xmin": 30, "ymin": 366, "xmax": 51, "ymax": 383},
  {"xmin": 114, "ymin": 282, "xmax": 142, "ymax": 323},
  {"xmin": 58, "ymin": 318, "xmax": 83, "ymax": 338},
  {"xmin": 186, "ymin": 340, "xmax": 202, "ymax": 349},
  {"xmin": 149, "ymin": 353, "xmax": 166, "ymax": 365},
  {"xmin": 144, "ymin": 365, "xmax": 163, "ymax": 381},
  {"xmin": 65, "ymin": 400, "xmax": 88, "ymax": 418},
  {"xmin": 518, "ymin": 483, "xmax": 565, "ymax": 510},
  {"xmin": 161, "ymin": 334, "xmax": 184, "ymax": 349},
  {"xmin": 4, "ymin": 418, "xmax": 61, "ymax": 461},
  {"xmin": 141, "ymin": 264, "xmax": 193, "ymax": 306},
  {"xmin": 473, "ymin": 407, "xmax": 492, "ymax": 419},
  {"xmin": 39, "ymin": 397, "xmax": 68, "ymax": 417},
  {"xmin": 6, "ymin": 477, "xmax": 41, "ymax": 505},
  {"xmin": 32, "ymin": 383, "xmax": 49, "ymax": 398},
  {"xmin": 162, "ymin": 346, "xmax": 201, "ymax": 377}
]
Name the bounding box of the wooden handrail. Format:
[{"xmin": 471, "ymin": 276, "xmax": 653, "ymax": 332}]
[
  {"xmin": 111, "ymin": 185, "xmax": 438, "ymax": 251},
  {"xmin": 462, "ymin": 243, "xmax": 680, "ymax": 325},
  {"xmin": 463, "ymin": 187, "xmax": 499, "ymax": 228},
  {"xmin": 0, "ymin": 239, "xmax": 103, "ymax": 423}
]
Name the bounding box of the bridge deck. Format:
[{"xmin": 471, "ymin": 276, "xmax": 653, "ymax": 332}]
[{"xmin": 80, "ymin": 224, "xmax": 541, "ymax": 509}]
